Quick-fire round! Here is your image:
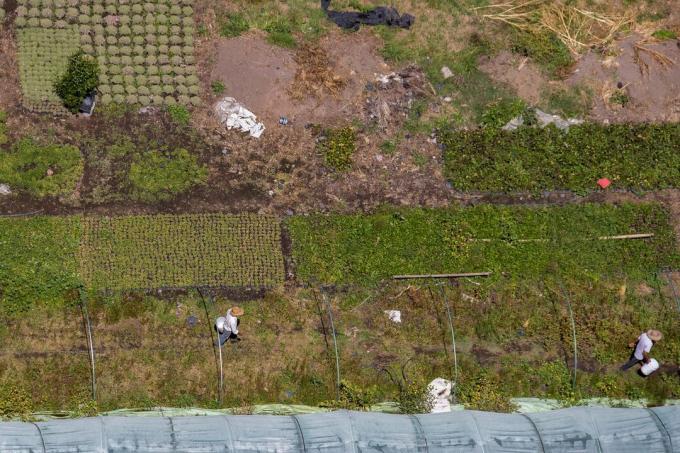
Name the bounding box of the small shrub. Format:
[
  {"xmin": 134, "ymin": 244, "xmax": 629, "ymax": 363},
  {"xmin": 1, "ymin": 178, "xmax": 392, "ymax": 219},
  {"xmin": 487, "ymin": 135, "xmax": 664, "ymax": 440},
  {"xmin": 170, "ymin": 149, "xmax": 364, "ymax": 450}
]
[
  {"xmin": 320, "ymin": 380, "xmax": 379, "ymax": 411},
  {"xmin": 219, "ymin": 12, "xmax": 249, "ymax": 37},
  {"xmin": 0, "ymin": 139, "xmax": 83, "ymax": 198},
  {"xmin": 265, "ymin": 17, "xmax": 296, "ymax": 48},
  {"xmin": 458, "ymin": 370, "xmax": 517, "ymax": 412},
  {"xmin": 397, "ymin": 381, "xmax": 435, "ymax": 414},
  {"xmin": 129, "ymin": 148, "xmax": 208, "ymax": 202},
  {"xmin": 652, "ymin": 29, "xmax": 677, "ymax": 40},
  {"xmin": 0, "ymin": 110, "xmax": 7, "ymax": 145},
  {"xmin": 511, "ymin": 29, "xmax": 574, "ymax": 77},
  {"xmin": 211, "ymin": 80, "xmax": 225, "ymax": 94},
  {"xmin": 480, "ymin": 98, "xmax": 526, "ymax": 128},
  {"xmin": 166, "ymin": 104, "xmax": 191, "ymax": 125},
  {"xmin": 54, "ymin": 51, "xmax": 100, "ymax": 113},
  {"xmin": 318, "ymin": 126, "xmax": 356, "ymax": 171},
  {"xmin": 0, "ymin": 380, "xmax": 33, "ymax": 420},
  {"xmin": 610, "ymin": 90, "xmax": 629, "ymax": 107}
]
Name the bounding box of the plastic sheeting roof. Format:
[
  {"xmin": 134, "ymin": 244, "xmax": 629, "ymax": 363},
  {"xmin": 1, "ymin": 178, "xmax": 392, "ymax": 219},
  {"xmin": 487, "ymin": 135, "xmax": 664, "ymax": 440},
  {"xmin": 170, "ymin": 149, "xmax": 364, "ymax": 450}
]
[{"xmin": 0, "ymin": 406, "xmax": 678, "ymax": 452}]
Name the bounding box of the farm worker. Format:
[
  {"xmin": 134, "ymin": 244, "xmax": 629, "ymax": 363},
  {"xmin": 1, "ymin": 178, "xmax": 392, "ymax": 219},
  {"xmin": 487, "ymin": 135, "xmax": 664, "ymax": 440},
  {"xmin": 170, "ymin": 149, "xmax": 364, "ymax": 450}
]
[
  {"xmin": 215, "ymin": 306, "xmax": 244, "ymax": 346},
  {"xmin": 620, "ymin": 329, "xmax": 662, "ymax": 371}
]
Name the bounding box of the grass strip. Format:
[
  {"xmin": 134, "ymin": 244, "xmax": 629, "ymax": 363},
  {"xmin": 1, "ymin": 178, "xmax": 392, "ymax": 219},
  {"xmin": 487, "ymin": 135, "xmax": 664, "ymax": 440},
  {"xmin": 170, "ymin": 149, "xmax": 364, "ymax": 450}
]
[
  {"xmin": 79, "ymin": 214, "xmax": 285, "ymax": 290},
  {"xmin": 440, "ymin": 123, "xmax": 680, "ymax": 193},
  {"xmin": 287, "ymin": 203, "xmax": 679, "ymax": 286}
]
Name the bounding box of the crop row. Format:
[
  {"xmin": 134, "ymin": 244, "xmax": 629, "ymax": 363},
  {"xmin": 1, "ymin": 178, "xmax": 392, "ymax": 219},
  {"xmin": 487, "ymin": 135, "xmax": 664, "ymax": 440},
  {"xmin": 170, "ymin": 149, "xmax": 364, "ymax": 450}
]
[
  {"xmin": 16, "ymin": 0, "xmax": 198, "ymax": 110},
  {"xmin": 17, "ymin": 28, "xmax": 80, "ymax": 113},
  {"xmin": 287, "ymin": 203, "xmax": 680, "ymax": 286},
  {"xmin": 79, "ymin": 214, "xmax": 286, "ymax": 290}
]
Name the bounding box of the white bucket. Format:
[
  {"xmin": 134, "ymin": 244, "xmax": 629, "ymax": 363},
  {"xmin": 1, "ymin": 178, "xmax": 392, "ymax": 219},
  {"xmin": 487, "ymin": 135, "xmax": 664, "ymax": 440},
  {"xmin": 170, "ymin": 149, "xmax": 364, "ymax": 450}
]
[{"xmin": 641, "ymin": 359, "xmax": 659, "ymax": 376}]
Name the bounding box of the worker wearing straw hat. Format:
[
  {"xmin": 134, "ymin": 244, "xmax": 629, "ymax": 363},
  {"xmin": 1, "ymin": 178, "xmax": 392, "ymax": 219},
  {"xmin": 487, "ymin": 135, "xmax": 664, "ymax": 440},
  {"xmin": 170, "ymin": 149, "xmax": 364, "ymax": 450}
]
[
  {"xmin": 620, "ymin": 329, "xmax": 662, "ymax": 372},
  {"xmin": 215, "ymin": 306, "xmax": 244, "ymax": 346}
]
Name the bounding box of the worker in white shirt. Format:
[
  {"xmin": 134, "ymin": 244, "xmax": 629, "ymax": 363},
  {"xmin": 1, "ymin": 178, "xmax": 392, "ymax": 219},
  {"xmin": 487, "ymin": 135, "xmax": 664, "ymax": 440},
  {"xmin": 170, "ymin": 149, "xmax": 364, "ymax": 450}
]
[
  {"xmin": 620, "ymin": 329, "xmax": 662, "ymax": 371},
  {"xmin": 215, "ymin": 306, "xmax": 244, "ymax": 346}
]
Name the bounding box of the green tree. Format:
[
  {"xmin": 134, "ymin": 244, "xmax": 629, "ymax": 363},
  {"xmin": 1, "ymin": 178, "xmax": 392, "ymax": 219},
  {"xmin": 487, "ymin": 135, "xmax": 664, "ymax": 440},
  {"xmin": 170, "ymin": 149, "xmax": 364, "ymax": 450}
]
[{"xmin": 55, "ymin": 51, "xmax": 100, "ymax": 113}]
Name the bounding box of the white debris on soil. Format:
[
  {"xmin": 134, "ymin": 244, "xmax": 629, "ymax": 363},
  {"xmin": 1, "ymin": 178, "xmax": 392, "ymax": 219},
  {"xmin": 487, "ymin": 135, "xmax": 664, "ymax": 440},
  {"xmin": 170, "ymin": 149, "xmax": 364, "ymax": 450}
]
[
  {"xmin": 503, "ymin": 108, "xmax": 584, "ymax": 131},
  {"xmin": 384, "ymin": 310, "xmax": 401, "ymax": 323},
  {"xmin": 0, "ymin": 184, "xmax": 11, "ymax": 195},
  {"xmin": 375, "ymin": 72, "xmax": 402, "ymax": 85},
  {"xmin": 429, "ymin": 377, "xmax": 453, "ymax": 413},
  {"xmin": 214, "ymin": 97, "xmax": 265, "ymax": 138},
  {"xmin": 441, "ymin": 66, "xmax": 454, "ymax": 80}
]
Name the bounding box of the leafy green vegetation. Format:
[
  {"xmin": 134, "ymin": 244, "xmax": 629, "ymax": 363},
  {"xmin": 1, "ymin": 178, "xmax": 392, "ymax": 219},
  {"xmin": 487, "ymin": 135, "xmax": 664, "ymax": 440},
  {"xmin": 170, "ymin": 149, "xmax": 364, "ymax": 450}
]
[
  {"xmin": 0, "ymin": 380, "xmax": 34, "ymax": 420},
  {"xmin": 79, "ymin": 214, "xmax": 285, "ymax": 290},
  {"xmin": 610, "ymin": 90, "xmax": 630, "ymax": 107},
  {"xmin": 166, "ymin": 104, "xmax": 191, "ymax": 126},
  {"xmin": 265, "ymin": 17, "xmax": 297, "ymax": 48},
  {"xmin": 510, "ymin": 29, "xmax": 574, "ymax": 77},
  {"xmin": 55, "ymin": 51, "xmax": 100, "ymax": 113},
  {"xmin": 480, "ymin": 98, "xmax": 526, "ymax": 128},
  {"xmin": 320, "ymin": 380, "xmax": 379, "ymax": 411},
  {"xmin": 543, "ymin": 85, "xmax": 592, "ymax": 118},
  {"xmin": 287, "ymin": 203, "xmax": 678, "ymax": 286},
  {"xmin": 0, "ymin": 216, "xmax": 82, "ymax": 313},
  {"xmin": 0, "ymin": 110, "xmax": 7, "ymax": 146},
  {"xmin": 458, "ymin": 370, "xmax": 517, "ymax": 412},
  {"xmin": 129, "ymin": 148, "xmax": 207, "ymax": 202},
  {"xmin": 318, "ymin": 126, "xmax": 356, "ymax": 171},
  {"xmin": 0, "ymin": 139, "xmax": 83, "ymax": 198},
  {"xmin": 211, "ymin": 80, "xmax": 225, "ymax": 95},
  {"xmin": 652, "ymin": 29, "xmax": 677, "ymax": 40},
  {"xmin": 219, "ymin": 12, "xmax": 250, "ymax": 37},
  {"xmin": 441, "ymin": 123, "xmax": 680, "ymax": 192}
]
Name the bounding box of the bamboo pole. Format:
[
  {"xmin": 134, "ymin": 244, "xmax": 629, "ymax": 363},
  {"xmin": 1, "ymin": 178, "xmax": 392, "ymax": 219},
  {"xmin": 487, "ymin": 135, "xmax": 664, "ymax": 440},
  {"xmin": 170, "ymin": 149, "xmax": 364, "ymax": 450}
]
[
  {"xmin": 393, "ymin": 272, "xmax": 491, "ymax": 280},
  {"xmin": 470, "ymin": 233, "xmax": 654, "ymax": 243}
]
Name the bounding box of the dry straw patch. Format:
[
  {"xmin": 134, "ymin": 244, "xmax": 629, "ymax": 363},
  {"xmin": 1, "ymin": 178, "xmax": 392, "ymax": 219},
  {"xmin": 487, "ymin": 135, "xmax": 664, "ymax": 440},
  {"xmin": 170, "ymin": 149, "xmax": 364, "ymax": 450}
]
[{"xmin": 474, "ymin": 0, "xmax": 633, "ymax": 55}]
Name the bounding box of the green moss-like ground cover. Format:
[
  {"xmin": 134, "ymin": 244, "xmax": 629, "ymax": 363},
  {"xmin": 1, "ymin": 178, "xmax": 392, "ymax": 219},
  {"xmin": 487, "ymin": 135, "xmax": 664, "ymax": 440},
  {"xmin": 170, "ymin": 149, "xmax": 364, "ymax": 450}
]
[
  {"xmin": 440, "ymin": 123, "xmax": 680, "ymax": 193},
  {"xmin": 287, "ymin": 203, "xmax": 679, "ymax": 286},
  {"xmin": 0, "ymin": 139, "xmax": 83, "ymax": 198},
  {"xmin": 79, "ymin": 213, "xmax": 285, "ymax": 290},
  {"xmin": 0, "ymin": 216, "xmax": 82, "ymax": 313}
]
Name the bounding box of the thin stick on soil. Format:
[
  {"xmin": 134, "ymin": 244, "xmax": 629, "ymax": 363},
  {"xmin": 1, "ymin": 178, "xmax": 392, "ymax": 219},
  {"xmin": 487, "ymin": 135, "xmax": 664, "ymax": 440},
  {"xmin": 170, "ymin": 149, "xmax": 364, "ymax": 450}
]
[{"xmin": 197, "ymin": 287, "xmax": 222, "ymax": 404}]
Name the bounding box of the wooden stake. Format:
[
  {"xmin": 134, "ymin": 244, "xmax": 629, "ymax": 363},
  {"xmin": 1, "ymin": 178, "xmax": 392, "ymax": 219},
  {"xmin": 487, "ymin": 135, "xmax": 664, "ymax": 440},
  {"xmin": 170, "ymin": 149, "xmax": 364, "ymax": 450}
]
[{"xmin": 393, "ymin": 272, "xmax": 491, "ymax": 280}]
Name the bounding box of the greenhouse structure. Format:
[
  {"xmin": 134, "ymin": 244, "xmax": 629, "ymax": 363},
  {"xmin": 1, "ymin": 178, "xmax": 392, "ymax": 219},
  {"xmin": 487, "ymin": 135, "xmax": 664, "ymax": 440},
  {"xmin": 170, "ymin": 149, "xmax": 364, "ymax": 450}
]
[{"xmin": 1, "ymin": 406, "xmax": 679, "ymax": 452}]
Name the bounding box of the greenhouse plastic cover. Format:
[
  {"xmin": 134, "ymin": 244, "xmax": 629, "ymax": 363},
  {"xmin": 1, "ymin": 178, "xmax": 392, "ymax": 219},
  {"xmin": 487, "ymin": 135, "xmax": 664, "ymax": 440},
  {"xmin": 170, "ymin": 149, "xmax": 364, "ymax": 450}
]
[{"xmin": 1, "ymin": 406, "xmax": 679, "ymax": 452}]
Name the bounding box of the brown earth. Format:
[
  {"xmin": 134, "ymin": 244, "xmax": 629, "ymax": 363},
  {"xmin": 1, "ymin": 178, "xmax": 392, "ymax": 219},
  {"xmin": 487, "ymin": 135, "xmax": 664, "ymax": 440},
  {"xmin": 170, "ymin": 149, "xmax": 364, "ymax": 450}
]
[
  {"xmin": 209, "ymin": 30, "xmax": 389, "ymax": 127},
  {"xmin": 478, "ymin": 51, "xmax": 547, "ymax": 105},
  {"xmin": 479, "ymin": 34, "xmax": 680, "ymax": 123},
  {"xmin": 569, "ymin": 33, "xmax": 680, "ymax": 123}
]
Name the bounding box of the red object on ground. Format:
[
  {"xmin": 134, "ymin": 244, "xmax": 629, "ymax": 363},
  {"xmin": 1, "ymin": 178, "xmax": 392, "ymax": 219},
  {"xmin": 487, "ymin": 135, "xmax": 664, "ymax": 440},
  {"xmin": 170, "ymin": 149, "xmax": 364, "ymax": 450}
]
[{"xmin": 597, "ymin": 178, "xmax": 611, "ymax": 189}]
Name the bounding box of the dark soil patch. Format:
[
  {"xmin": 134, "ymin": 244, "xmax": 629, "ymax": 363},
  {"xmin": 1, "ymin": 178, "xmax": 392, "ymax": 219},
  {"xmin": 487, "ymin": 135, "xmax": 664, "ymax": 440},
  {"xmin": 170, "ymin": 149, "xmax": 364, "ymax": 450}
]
[
  {"xmin": 472, "ymin": 344, "xmax": 499, "ymax": 365},
  {"xmin": 3, "ymin": 0, "xmax": 17, "ymax": 15}
]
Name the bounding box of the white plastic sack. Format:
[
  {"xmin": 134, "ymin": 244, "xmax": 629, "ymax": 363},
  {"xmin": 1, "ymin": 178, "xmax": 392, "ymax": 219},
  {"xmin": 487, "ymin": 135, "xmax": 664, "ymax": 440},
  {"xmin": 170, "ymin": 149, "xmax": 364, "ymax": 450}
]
[
  {"xmin": 215, "ymin": 316, "xmax": 226, "ymax": 334},
  {"xmin": 428, "ymin": 378, "xmax": 453, "ymax": 413},
  {"xmin": 214, "ymin": 97, "xmax": 265, "ymax": 138},
  {"xmin": 384, "ymin": 310, "xmax": 401, "ymax": 323},
  {"xmin": 641, "ymin": 359, "xmax": 659, "ymax": 376},
  {"xmin": 502, "ymin": 108, "xmax": 584, "ymax": 132}
]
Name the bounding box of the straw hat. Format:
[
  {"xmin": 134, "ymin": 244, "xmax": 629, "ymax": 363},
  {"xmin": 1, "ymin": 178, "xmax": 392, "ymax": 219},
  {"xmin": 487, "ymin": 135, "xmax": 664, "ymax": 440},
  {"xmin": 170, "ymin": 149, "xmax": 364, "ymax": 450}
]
[
  {"xmin": 230, "ymin": 306, "xmax": 244, "ymax": 317},
  {"xmin": 647, "ymin": 329, "xmax": 663, "ymax": 342}
]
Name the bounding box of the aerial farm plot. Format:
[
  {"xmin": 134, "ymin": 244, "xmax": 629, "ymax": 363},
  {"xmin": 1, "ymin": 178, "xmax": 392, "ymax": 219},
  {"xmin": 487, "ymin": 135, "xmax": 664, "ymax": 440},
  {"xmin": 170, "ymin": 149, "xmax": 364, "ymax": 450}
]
[
  {"xmin": 78, "ymin": 213, "xmax": 285, "ymax": 290},
  {"xmin": 14, "ymin": 0, "xmax": 199, "ymax": 112}
]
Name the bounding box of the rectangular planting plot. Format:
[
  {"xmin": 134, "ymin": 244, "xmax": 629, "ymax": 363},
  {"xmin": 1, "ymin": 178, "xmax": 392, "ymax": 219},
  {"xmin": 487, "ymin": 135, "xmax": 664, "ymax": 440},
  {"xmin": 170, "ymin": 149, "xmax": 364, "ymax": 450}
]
[{"xmin": 79, "ymin": 214, "xmax": 285, "ymax": 290}]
